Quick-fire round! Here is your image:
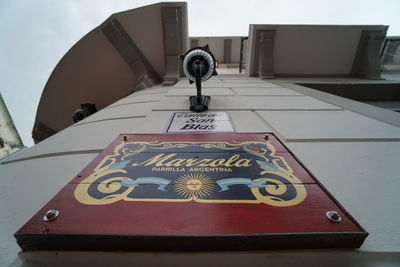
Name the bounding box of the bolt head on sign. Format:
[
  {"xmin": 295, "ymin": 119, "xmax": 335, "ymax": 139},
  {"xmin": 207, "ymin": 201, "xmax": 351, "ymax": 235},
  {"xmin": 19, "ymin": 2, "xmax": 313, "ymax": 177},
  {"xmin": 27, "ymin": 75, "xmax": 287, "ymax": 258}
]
[
  {"xmin": 43, "ymin": 209, "xmax": 59, "ymax": 222},
  {"xmin": 326, "ymin": 210, "xmax": 342, "ymax": 223}
]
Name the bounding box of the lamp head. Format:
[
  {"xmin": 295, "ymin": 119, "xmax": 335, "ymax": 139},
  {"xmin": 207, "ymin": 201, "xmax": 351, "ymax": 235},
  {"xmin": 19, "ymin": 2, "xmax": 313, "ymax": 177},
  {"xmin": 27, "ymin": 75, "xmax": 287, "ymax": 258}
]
[
  {"xmin": 181, "ymin": 45, "xmax": 217, "ymax": 113},
  {"xmin": 181, "ymin": 45, "xmax": 217, "ymax": 83}
]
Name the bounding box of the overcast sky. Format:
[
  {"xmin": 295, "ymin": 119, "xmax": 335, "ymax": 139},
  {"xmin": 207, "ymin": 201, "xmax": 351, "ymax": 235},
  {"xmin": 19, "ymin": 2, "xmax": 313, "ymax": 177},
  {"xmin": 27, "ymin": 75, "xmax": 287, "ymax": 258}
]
[{"xmin": 1, "ymin": 0, "xmax": 399, "ymax": 147}]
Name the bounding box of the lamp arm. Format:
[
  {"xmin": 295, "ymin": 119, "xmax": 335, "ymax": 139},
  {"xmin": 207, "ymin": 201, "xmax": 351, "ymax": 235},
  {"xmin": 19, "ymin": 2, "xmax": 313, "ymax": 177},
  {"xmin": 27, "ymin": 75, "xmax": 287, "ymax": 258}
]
[{"xmin": 194, "ymin": 62, "xmax": 202, "ymax": 100}]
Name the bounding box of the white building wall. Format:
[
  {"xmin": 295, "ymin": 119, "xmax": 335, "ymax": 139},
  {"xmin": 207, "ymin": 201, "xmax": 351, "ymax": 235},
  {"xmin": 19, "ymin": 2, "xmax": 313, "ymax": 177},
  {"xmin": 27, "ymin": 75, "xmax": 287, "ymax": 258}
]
[
  {"xmin": 0, "ymin": 93, "xmax": 23, "ymax": 159},
  {"xmin": 190, "ymin": 37, "xmax": 242, "ymax": 64},
  {"xmin": 1, "ymin": 76, "xmax": 400, "ymax": 266}
]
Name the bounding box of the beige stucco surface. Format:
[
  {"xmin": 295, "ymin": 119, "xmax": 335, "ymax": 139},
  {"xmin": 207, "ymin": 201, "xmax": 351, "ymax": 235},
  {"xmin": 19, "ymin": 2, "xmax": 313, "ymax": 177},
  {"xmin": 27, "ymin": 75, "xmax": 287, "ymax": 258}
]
[
  {"xmin": 0, "ymin": 154, "xmax": 98, "ymax": 266},
  {"xmin": 166, "ymin": 88, "xmax": 236, "ymax": 96},
  {"xmin": 257, "ymin": 110, "xmax": 400, "ymax": 141},
  {"xmin": 286, "ymin": 141, "xmax": 400, "ymax": 252},
  {"xmin": 155, "ymin": 95, "xmax": 341, "ymax": 110},
  {"xmin": 175, "ymin": 81, "xmax": 282, "ymax": 88},
  {"xmin": 31, "ymin": 2, "xmax": 188, "ymax": 141},
  {"xmin": 246, "ymin": 25, "xmax": 388, "ymax": 77},
  {"xmin": 189, "ymin": 36, "xmax": 242, "ymax": 64},
  {"xmin": 232, "ymin": 88, "xmax": 301, "ymax": 95},
  {"xmin": 2, "ymin": 75, "xmax": 400, "ymax": 266}
]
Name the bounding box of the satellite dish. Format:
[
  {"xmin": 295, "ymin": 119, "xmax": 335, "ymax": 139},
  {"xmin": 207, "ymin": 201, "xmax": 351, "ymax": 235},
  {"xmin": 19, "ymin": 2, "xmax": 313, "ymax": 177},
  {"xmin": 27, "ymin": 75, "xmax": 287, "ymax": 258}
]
[{"xmin": 181, "ymin": 45, "xmax": 218, "ymax": 112}]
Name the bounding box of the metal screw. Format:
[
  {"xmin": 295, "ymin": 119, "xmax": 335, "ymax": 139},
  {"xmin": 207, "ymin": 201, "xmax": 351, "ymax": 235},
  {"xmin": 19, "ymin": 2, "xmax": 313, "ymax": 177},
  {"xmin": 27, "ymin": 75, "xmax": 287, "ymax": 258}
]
[
  {"xmin": 43, "ymin": 209, "xmax": 59, "ymax": 222},
  {"xmin": 264, "ymin": 134, "xmax": 269, "ymax": 140},
  {"xmin": 326, "ymin": 210, "xmax": 342, "ymax": 223},
  {"xmin": 122, "ymin": 135, "xmax": 128, "ymax": 142}
]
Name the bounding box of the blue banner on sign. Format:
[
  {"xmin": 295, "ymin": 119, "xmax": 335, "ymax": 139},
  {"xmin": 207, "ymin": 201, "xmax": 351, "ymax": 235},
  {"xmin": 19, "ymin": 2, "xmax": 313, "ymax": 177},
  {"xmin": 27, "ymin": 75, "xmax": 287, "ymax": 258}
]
[
  {"xmin": 216, "ymin": 178, "xmax": 267, "ymax": 192},
  {"xmin": 122, "ymin": 177, "xmax": 171, "ymax": 191}
]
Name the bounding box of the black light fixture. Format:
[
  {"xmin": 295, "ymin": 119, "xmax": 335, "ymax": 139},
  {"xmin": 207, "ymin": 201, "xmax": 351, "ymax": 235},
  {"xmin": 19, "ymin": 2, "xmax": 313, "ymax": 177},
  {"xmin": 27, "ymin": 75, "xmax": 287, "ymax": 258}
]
[
  {"xmin": 181, "ymin": 45, "xmax": 217, "ymax": 112},
  {"xmin": 73, "ymin": 103, "xmax": 97, "ymax": 122}
]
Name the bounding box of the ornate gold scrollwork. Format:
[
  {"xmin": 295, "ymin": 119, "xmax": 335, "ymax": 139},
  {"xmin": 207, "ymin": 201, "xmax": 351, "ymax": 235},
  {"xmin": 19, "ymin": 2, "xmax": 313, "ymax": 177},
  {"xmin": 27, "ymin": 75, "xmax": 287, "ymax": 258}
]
[
  {"xmin": 74, "ymin": 169, "xmax": 134, "ymax": 205},
  {"xmin": 74, "ymin": 141, "xmax": 307, "ymax": 206},
  {"xmin": 250, "ymin": 171, "xmax": 306, "ymax": 207}
]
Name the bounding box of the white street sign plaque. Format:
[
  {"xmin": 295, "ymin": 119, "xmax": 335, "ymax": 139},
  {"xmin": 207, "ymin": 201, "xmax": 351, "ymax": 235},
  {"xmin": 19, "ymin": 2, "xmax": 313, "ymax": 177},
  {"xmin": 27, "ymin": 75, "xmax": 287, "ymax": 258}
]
[{"xmin": 167, "ymin": 112, "xmax": 235, "ymax": 132}]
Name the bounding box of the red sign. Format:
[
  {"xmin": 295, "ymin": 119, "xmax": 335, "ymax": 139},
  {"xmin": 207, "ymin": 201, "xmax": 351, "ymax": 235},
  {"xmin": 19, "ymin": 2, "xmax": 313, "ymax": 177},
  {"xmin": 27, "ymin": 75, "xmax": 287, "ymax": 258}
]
[{"xmin": 15, "ymin": 133, "xmax": 367, "ymax": 251}]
